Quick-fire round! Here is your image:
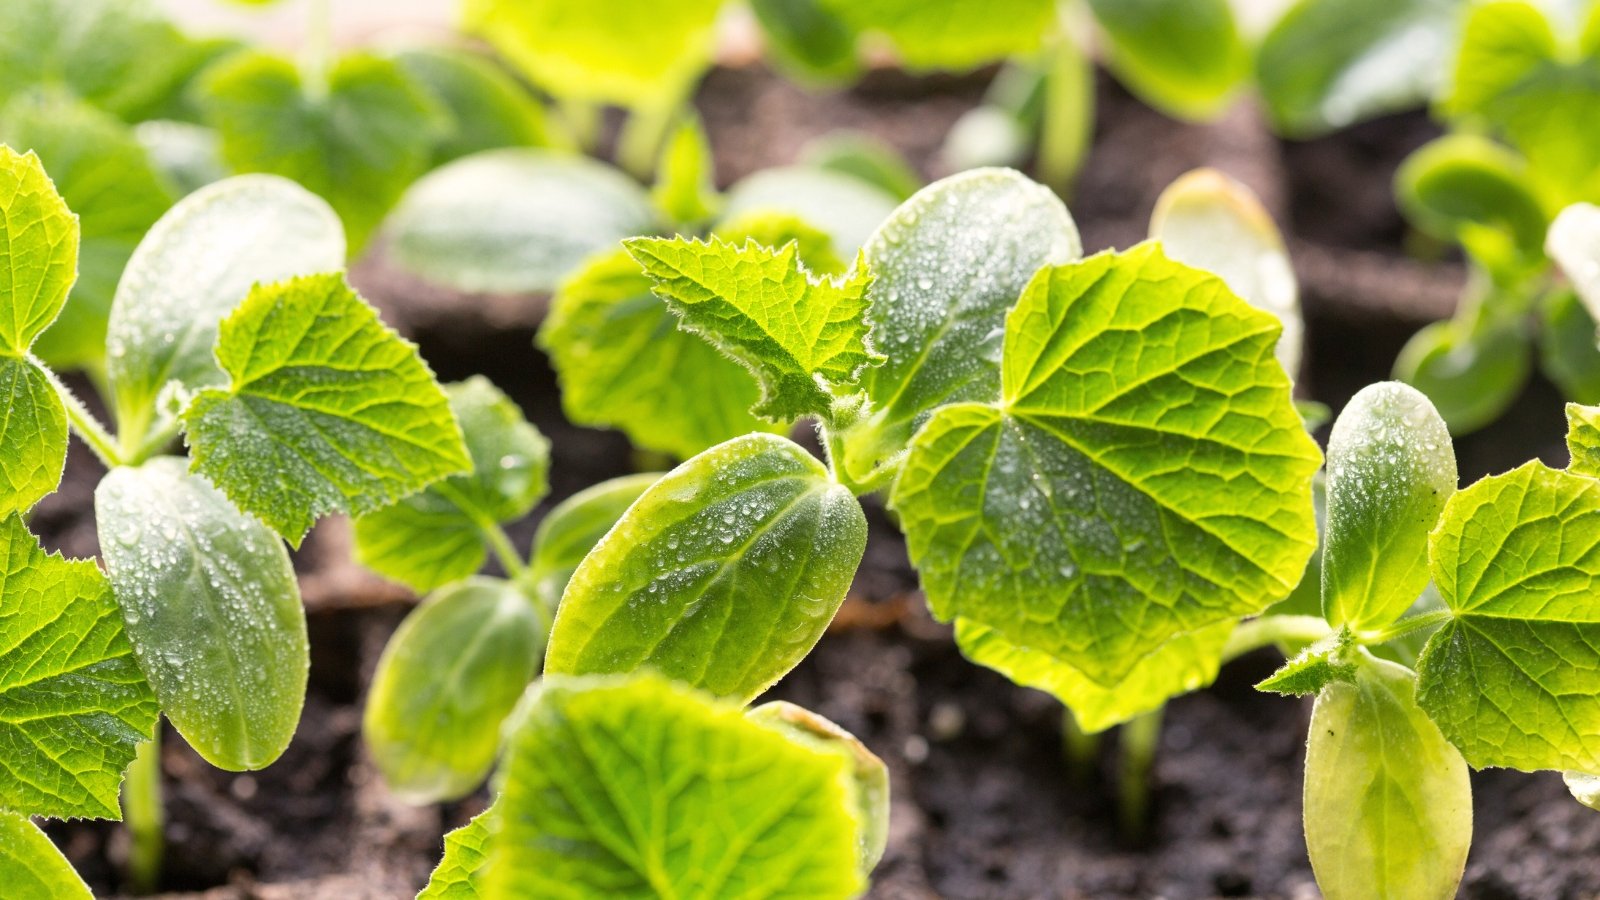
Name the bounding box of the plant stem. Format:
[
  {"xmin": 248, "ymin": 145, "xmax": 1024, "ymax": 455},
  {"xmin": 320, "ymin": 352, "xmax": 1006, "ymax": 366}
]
[
  {"xmin": 301, "ymin": 0, "xmax": 333, "ymax": 103},
  {"xmin": 1036, "ymin": 31, "xmax": 1094, "ymax": 197},
  {"xmin": 617, "ymin": 102, "xmax": 677, "ymax": 181},
  {"xmin": 560, "ymin": 99, "xmax": 602, "ymax": 152},
  {"xmin": 123, "ymin": 414, "xmax": 184, "ymax": 467},
  {"xmin": 1359, "ymin": 609, "xmax": 1453, "ymax": 646},
  {"xmin": 122, "ymin": 730, "xmax": 164, "ymax": 894},
  {"xmin": 1219, "ymin": 614, "xmax": 1333, "ymax": 664},
  {"xmin": 39, "ymin": 361, "xmax": 123, "ymax": 468},
  {"xmin": 482, "ymin": 521, "xmax": 527, "ymax": 582},
  {"xmin": 1060, "ymin": 709, "xmax": 1100, "ymax": 781},
  {"xmin": 1118, "ymin": 708, "xmax": 1163, "ymax": 842}
]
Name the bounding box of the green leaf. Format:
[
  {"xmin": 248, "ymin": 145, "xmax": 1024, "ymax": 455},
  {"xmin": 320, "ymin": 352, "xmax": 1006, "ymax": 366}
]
[
  {"xmin": 365, "ymin": 578, "xmax": 546, "ymax": 803},
  {"xmin": 799, "ymin": 132, "xmax": 922, "ymax": 202},
  {"xmin": 1322, "ymin": 383, "xmax": 1456, "ymax": 632},
  {"xmin": 1, "ymin": 92, "xmax": 176, "ymax": 370},
  {"xmin": 1443, "ymin": 0, "xmax": 1600, "ymax": 203},
  {"xmin": 891, "ymin": 245, "xmax": 1321, "ymax": 685},
  {"xmin": 1304, "ymin": 656, "xmax": 1473, "ymax": 900},
  {"xmin": 133, "ymin": 121, "xmax": 225, "ymax": 196},
  {"xmin": 525, "ymin": 473, "xmax": 659, "ymax": 617},
  {"xmin": 625, "ymin": 234, "xmax": 880, "ymax": 422},
  {"xmin": 1394, "ymin": 317, "xmax": 1531, "ymax": 435},
  {"xmin": 749, "ymin": 0, "xmax": 861, "ymax": 84},
  {"xmin": 1538, "ymin": 288, "xmax": 1600, "ymax": 403},
  {"xmin": 383, "ymin": 149, "xmax": 657, "ymax": 295},
  {"xmin": 1395, "ymin": 135, "xmax": 1548, "ymax": 277},
  {"xmin": 195, "ymin": 50, "xmax": 443, "ymax": 250},
  {"xmin": 487, "ymin": 674, "xmax": 869, "ymax": 900},
  {"xmin": 0, "ymin": 514, "xmax": 157, "ymax": 819},
  {"xmin": 0, "ymin": 0, "xmax": 196, "ymax": 120},
  {"xmin": 420, "ymin": 807, "xmax": 493, "ymax": 899},
  {"xmin": 96, "ymin": 458, "xmax": 305, "ymax": 771},
  {"xmin": 355, "ymin": 377, "xmax": 550, "ymax": 592},
  {"xmin": 1150, "ymin": 168, "xmax": 1302, "ymax": 377},
  {"xmin": 1087, "ymin": 0, "xmax": 1248, "ymax": 119},
  {"xmin": 0, "ymin": 147, "xmax": 71, "ymax": 515},
  {"xmin": 391, "ymin": 47, "xmax": 552, "ymax": 167},
  {"xmin": 842, "ymin": 168, "xmax": 1080, "ymax": 482},
  {"xmin": 0, "ymin": 810, "xmax": 91, "ymax": 900},
  {"xmin": 1568, "ymin": 402, "xmax": 1600, "ymax": 478},
  {"xmin": 745, "ymin": 701, "xmax": 890, "ymax": 874},
  {"xmin": 819, "ymin": 0, "xmax": 1056, "ymax": 72},
  {"xmin": 1420, "ymin": 461, "xmax": 1600, "ymax": 770},
  {"xmin": 463, "ymin": 0, "xmax": 723, "ymax": 108},
  {"xmin": 0, "ymin": 358, "xmax": 65, "ymax": 517},
  {"xmin": 0, "ymin": 146, "xmax": 76, "ymax": 356},
  {"xmin": 542, "ymin": 211, "xmax": 843, "ymax": 460},
  {"xmin": 722, "ymin": 166, "xmax": 899, "ymax": 255},
  {"xmin": 957, "ymin": 619, "xmax": 1233, "ymax": 733},
  {"xmin": 105, "ymin": 174, "xmax": 346, "ymax": 445},
  {"xmin": 1562, "ymin": 770, "xmax": 1600, "ymax": 810},
  {"xmin": 1256, "ymin": 632, "xmax": 1356, "ymax": 696},
  {"xmin": 1548, "ymin": 203, "xmax": 1600, "ymax": 322},
  {"xmin": 1256, "ymin": 0, "xmax": 1462, "ymax": 136},
  {"xmin": 545, "ymin": 434, "xmax": 867, "ymax": 703},
  {"xmin": 651, "ymin": 115, "xmax": 719, "ymax": 226},
  {"xmin": 183, "ymin": 273, "xmax": 470, "ymax": 545}
]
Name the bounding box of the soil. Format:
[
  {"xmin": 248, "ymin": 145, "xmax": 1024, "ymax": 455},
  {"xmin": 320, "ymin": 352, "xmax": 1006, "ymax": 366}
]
[{"xmin": 41, "ymin": 64, "xmax": 1600, "ymax": 899}]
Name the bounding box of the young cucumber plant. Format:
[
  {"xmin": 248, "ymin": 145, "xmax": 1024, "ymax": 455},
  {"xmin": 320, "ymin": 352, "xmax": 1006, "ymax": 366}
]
[
  {"xmin": 1392, "ymin": 0, "xmax": 1600, "ymax": 434},
  {"xmin": 0, "ymin": 147, "xmax": 470, "ymax": 893}
]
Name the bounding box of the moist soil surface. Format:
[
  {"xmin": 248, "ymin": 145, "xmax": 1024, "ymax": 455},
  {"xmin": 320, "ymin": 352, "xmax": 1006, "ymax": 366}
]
[{"xmin": 43, "ymin": 64, "xmax": 1599, "ymax": 899}]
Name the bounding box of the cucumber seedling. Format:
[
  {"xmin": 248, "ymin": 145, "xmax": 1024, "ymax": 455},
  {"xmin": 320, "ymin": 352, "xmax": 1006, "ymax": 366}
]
[{"xmin": 0, "ymin": 147, "xmax": 470, "ymax": 894}]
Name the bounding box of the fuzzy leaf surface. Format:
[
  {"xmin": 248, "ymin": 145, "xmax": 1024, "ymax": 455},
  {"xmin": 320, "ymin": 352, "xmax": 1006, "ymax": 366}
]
[
  {"xmin": 420, "ymin": 807, "xmax": 492, "ymax": 899},
  {"xmin": 1, "ymin": 93, "xmax": 175, "ymax": 369},
  {"xmin": 105, "ymin": 174, "xmax": 345, "ymax": 438},
  {"xmin": 1420, "ymin": 461, "xmax": 1600, "ymax": 770},
  {"xmin": 355, "ymin": 378, "xmax": 548, "ymax": 592},
  {"xmin": 541, "ymin": 212, "xmax": 840, "ymax": 460},
  {"xmin": 365, "ymin": 579, "xmax": 545, "ymax": 803},
  {"xmin": 0, "ymin": 146, "xmax": 75, "ymax": 356},
  {"xmin": 626, "ymin": 235, "xmax": 879, "ymax": 422},
  {"xmin": 183, "ymin": 274, "xmax": 470, "ymax": 545},
  {"xmin": 1322, "ymin": 382, "xmax": 1456, "ymax": 631},
  {"xmin": 0, "ymin": 515, "xmax": 157, "ymax": 819},
  {"xmin": 0, "ymin": 810, "xmax": 91, "ymax": 900},
  {"xmin": 97, "ymin": 459, "xmax": 305, "ymax": 771},
  {"xmin": 846, "ymin": 168, "xmax": 1079, "ymax": 475},
  {"xmin": 1304, "ymin": 657, "xmax": 1472, "ymax": 900},
  {"xmin": 488, "ymin": 674, "xmax": 867, "ymax": 900},
  {"xmin": 892, "ymin": 245, "xmax": 1321, "ymax": 685},
  {"xmin": 545, "ymin": 434, "xmax": 866, "ymax": 703}
]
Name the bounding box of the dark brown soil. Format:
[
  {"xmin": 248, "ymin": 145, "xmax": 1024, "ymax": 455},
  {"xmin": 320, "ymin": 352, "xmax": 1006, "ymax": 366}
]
[{"xmin": 42, "ymin": 63, "xmax": 1600, "ymax": 899}]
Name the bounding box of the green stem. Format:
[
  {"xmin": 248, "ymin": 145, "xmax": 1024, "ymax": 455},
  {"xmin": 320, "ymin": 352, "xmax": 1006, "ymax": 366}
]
[
  {"xmin": 617, "ymin": 102, "xmax": 677, "ymax": 181},
  {"xmin": 123, "ymin": 414, "xmax": 184, "ymax": 467},
  {"xmin": 122, "ymin": 730, "xmax": 164, "ymax": 894},
  {"xmin": 1220, "ymin": 614, "xmax": 1333, "ymax": 664},
  {"xmin": 1061, "ymin": 708, "xmax": 1100, "ymax": 781},
  {"xmin": 1036, "ymin": 33, "xmax": 1094, "ymax": 197},
  {"xmin": 820, "ymin": 422, "xmax": 901, "ymax": 498},
  {"xmin": 39, "ymin": 361, "xmax": 123, "ymax": 468},
  {"xmin": 482, "ymin": 522, "xmax": 527, "ymax": 582},
  {"xmin": 1358, "ymin": 609, "xmax": 1453, "ymax": 646},
  {"xmin": 559, "ymin": 99, "xmax": 602, "ymax": 153},
  {"xmin": 1118, "ymin": 708, "xmax": 1163, "ymax": 842},
  {"xmin": 301, "ymin": 0, "xmax": 333, "ymax": 103}
]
